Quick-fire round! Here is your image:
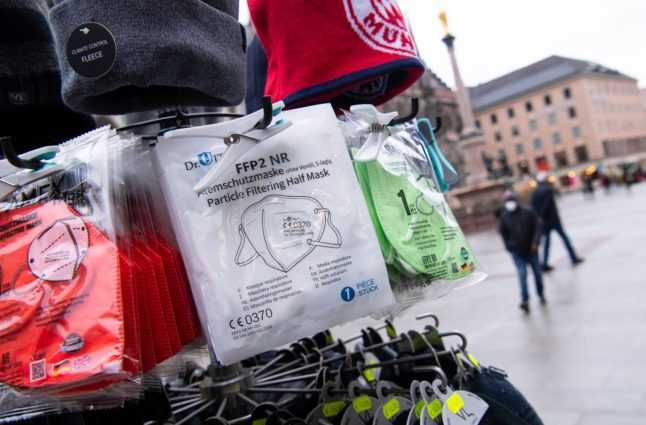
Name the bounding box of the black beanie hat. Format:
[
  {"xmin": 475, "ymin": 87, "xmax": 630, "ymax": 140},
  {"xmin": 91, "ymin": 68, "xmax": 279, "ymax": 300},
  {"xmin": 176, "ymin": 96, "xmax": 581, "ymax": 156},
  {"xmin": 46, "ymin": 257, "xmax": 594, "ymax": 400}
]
[
  {"xmin": 48, "ymin": 0, "xmax": 247, "ymax": 115},
  {"xmin": 0, "ymin": 0, "xmax": 96, "ymax": 154}
]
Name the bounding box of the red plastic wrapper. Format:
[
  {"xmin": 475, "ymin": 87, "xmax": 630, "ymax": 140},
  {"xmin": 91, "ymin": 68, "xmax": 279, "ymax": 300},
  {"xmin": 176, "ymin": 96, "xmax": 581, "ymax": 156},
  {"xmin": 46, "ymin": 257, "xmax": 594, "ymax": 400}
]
[{"xmin": 0, "ymin": 201, "xmax": 136, "ymax": 392}]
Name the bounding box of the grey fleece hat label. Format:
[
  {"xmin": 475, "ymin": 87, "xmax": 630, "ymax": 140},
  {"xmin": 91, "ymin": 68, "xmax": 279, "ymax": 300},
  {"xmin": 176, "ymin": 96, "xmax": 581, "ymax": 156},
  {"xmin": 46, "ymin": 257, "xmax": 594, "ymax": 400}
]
[{"xmin": 66, "ymin": 23, "xmax": 116, "ymax": 78}]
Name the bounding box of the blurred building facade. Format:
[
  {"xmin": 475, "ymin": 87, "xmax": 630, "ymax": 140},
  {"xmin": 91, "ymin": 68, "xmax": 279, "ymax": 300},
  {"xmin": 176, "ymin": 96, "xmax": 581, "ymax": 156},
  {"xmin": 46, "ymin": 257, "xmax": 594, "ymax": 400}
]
[{"xmin": 469, "ymin": 55, "xmax": 646, "ymax": 188}]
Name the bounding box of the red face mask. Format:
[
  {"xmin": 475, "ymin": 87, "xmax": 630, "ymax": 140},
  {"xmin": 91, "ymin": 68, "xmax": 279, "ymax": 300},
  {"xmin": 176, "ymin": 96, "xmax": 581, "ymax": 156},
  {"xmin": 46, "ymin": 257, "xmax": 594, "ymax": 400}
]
[{"xmin": 0, "ymin": 201, "xmax": 135, "ymax": 392}]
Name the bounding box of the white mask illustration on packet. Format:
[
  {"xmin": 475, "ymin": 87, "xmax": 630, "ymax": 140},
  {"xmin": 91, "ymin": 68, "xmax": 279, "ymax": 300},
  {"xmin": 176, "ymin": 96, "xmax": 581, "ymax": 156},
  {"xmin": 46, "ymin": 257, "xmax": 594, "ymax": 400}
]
[{"xmin": 236, "ymin": 195, "xmax": 342, "ymax": 272}]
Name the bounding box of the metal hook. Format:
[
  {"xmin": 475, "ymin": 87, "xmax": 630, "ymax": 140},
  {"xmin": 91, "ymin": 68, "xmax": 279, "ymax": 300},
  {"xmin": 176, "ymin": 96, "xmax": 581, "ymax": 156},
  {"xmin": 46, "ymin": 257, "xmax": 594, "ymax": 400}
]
[
  {"xmin": 415, "ymin": 313, "xmax": 440, "ymax": 328},
  {"xmin": 0, "ymin": 137, "xmax": 45, "ymax": 170},
  {"xmin": 388, "ymin": 98, "xmax": 419, "ymax": 126},
  {"xmin": 438, "ymin": 331, "xmax": 468, "ymax": 352},
  {"xmin": 414, "ymin": 366, "xmax": 449, "ymax": 392}
]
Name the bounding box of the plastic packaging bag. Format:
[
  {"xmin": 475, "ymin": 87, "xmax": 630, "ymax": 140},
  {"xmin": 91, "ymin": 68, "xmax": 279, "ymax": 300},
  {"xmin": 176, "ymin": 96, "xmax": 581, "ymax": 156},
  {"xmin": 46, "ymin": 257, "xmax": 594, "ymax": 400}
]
[
  {"xmin": 0, "ymin": 128, "xmax": 141, "ymax": 412},
  {"xmin": 153, "ymin": 103, "xmax": 395, "ymax": 364},
  {"xmin": 339, "ymin": 107, "xmax": 487, "ymax": 313}
]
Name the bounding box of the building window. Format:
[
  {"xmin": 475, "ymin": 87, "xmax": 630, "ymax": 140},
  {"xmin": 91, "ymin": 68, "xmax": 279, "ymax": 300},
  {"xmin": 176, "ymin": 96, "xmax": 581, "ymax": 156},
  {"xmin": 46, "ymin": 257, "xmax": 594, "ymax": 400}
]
[
  {"xmin": 515, "ymin": 143, "xmax": 523, "ymax": 154},
  {"xmin": 548, "ymin": 113, "xmax": 557, "ymax": 125},
  {"xmin": 529, "ymin": 120, "xmax": 537, "ymax": 131},
  {"xmin": 564, "ymin": 88, "xmax": 571, "ymax": 98},
  {"xmin": 511, "ymin": 125, "xmax": 519, "ymax": 136},
  {"xmin": 525, "ymin": 101, "xmax": 533, "ymax": 112},
  {"xmin": 495, "ymin": 131, "xmax": 502, "ymax": 142},
  {"xmin": 554, "ymin": 151, "xmax": 568, "ymax": 167},
  {"xmin": 544, "ymin": 94, "xmax": 552, "ymax": 105},
  {"xmin": 569, "ymin": 107, "xmax": 576, "ymax": 118},
  {"xmin": 575, "ymin": 146, "xmax": 589, "ymax": 163},
  {"xmin": 572, "ymin": 126, "xmax": 582, "ymax": 139},
  {"xmin": 533, "ymin": 138, "xmax": 542, "ymax": 150},
  {"xmin": 507, "ymin": 107, "xmax": 515, "ymax": 118},
  {"xmin": 553, "ymin": 132, "xmax": 561, "ymax": 144},
  {"xmin": 491, "ymin": 114, "xmax": 497, "ymax": 124},
  {"xmin": 476, "ymin": 120, "xmax": 481, "ymax": 129}
]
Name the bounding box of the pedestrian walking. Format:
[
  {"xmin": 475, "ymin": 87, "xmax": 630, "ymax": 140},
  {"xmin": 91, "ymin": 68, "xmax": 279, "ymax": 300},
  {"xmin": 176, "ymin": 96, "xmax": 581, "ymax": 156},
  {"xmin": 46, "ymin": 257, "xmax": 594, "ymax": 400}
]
[
  {"xmin": 499, "ymin": 192, "xmax": 545, "ymax": 313},
  {"xmin": 531, "ymin": 172, "xmax": 584, "ymax": 271}
]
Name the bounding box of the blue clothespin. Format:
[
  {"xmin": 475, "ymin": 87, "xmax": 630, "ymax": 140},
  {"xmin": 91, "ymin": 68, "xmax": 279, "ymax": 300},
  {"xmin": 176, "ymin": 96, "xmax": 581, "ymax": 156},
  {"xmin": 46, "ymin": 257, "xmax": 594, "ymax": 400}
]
[{"xmin": 416, "ymin": 118, "xmax": 458, "ymax": 192}]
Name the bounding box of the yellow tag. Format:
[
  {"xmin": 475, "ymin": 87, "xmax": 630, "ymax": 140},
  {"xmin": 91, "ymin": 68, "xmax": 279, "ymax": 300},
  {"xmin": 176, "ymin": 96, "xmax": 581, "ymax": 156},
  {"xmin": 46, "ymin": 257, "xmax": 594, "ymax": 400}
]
[
  {"xmin": 323, "ymin": 400, "xmax": 346, "ymax": 417},
  {"xmin": 386, "ymin": 326, "xmax": 396, "ymax": 339},
  {"xmin": 252, "ymin": 419, "xmax": 267, "ymax": 425},
  {"xmin": 363, "ymin": 359, "xmax": 377, "ymax": 382},
  {"xmin": 414, "ymin": 400, "xmax": 425, "ymax": 419},
  {"xmin": 468, "ymin": 353, "xmax": 479, "ymax": 368},
  {"xmin": 353, "ymin": 396, "xmax": 372, "ymax": 413},
  {"xmin": 446, "ymin": 393, "xmax": 464, "ymax": 414},
  {"xmin": 382, "ymin": 398, "xmax": 400, "ymax": 419},
  {"xmin": 427, "ymin": 399, "xmax": 443, "ymax": 419},
  {"xmin": 327, "ymin": 333, "xmax": 335, "ymax": 344}
]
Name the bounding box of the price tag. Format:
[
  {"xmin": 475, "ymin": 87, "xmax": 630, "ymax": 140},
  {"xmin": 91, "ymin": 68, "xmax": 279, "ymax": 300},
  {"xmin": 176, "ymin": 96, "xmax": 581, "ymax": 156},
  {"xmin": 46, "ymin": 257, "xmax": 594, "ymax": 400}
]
[
  {"xmin": 468, "ymin": 353, "xmax": 479, "ymax": 368},
  {"xmin": 430, "ymin": 379, "xmax": 488, "ymax": 425},
  {"xmin": 414, "ymin": 400, "xmax": 425, "ymax": 419},
  {"xmin": 446, "ymin": 393, "xmax": 464, "ymax": 414},
  {"xmin": 323, "ymin": 400, "xmax": 347, "ymax": 417},
  {"xmin": 363, "ymin": 358, "xmax": 377, "ymax": 382},
  {"xmin": 386, "ymin": 326, "xmax": 396, "ymax": 338},
  {"xmin": 353, "ymin": 396, "xmax": 372, "ymax": 413},
  {"xmin": 427, "ymin": 400, "xmax": 443, "ymax": 419},
  {"xmin": 382, "ymin": 398, "xmax": 400, "ymax": 420}
]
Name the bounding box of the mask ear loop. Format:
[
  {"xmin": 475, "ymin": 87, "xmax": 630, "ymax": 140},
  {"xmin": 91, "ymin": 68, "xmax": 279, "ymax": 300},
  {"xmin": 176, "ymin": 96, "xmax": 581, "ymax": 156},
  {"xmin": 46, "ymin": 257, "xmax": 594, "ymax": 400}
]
[
  {"xmin": 12, "ymin": 264, "xmax": 41, "ymax": 296},
  {"xmin": 308, "ymin": 208, "xmax": 342, "ymax": 248},
  {"xmin": 0, "ymin": 266, "xmax": 45, "ymax": 338},
  {"xmin": 234, "ymin": 224, "xmax": 259, "ymax": 266}
]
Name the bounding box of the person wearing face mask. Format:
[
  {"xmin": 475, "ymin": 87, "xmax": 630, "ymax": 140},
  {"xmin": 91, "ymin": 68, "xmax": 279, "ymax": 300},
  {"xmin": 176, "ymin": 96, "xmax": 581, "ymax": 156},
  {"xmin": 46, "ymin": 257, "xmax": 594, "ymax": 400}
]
[
  {"xmin": 531, "ymin": 172, "xmax": 583, "ymax": 271},
  {"xmin": 499, "ymin": 192, "xmax": 545, "ymax": 313}
]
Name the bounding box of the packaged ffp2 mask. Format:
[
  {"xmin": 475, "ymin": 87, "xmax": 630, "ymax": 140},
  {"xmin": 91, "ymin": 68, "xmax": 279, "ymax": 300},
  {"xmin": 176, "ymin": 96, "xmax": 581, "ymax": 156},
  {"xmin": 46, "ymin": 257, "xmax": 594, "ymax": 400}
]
[
  {"xmin": 153, "ymin": 103, "xmax": 394, "ymax": 364},
  {"xmin": 341, "ymin": 107, "xmax": 487, "ymax": 309}
]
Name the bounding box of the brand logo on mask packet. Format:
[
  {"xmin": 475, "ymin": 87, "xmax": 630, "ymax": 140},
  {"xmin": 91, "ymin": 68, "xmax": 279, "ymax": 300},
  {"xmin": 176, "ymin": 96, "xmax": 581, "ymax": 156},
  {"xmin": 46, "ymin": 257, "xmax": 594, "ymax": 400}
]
[
  {"xmin": 198, "ymin": 152, "xmax": 213, "ymax": 166},
  {"xmin": 60, "ymin": 333, "xmax": 84, "ymax": 354}
]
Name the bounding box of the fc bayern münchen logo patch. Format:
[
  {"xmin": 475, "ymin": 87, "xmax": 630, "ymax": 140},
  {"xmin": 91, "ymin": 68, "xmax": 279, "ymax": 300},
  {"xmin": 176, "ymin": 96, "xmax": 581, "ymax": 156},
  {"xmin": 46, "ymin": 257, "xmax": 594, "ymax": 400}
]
[{"xmin": 342, "ymin": 0, "xmax": 416, "ymax": 56}]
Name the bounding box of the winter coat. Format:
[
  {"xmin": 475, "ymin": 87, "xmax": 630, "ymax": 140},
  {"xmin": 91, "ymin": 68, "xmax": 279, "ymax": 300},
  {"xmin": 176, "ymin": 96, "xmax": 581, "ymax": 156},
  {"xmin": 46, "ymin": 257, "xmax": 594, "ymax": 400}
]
[
  {"xmin": 531, "ymin": 182, "xmax": 561, "ymax": 229},
  {"xmin": 499, "ymin": 206, "xmax": 542, "ymax": 257}
]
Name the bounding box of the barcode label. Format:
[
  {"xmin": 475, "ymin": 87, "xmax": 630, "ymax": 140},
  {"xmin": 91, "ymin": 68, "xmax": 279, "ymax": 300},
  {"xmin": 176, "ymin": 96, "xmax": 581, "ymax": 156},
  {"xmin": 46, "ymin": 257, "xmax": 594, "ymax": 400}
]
[
  {"xmin": 451, "ymin": 262, "xmax": 459, "ymax": 274},
  {"xmin": 29, "ymin": 359, "xmax": 46, "ymax": 382}
]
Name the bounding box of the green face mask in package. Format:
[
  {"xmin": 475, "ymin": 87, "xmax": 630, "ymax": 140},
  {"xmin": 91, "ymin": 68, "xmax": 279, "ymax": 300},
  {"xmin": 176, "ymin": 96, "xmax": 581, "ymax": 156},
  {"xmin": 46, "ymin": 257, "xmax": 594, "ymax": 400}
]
[{"xmin": 342, "ymin": 107, "xmax": 486, "ymax": 303}]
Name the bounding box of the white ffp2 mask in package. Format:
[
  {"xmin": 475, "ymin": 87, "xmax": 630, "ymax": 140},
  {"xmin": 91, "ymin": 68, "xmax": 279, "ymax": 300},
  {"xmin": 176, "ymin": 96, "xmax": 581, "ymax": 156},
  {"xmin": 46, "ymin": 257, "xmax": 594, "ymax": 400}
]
[
  {"xmin": 153, "ymin": 104, "xmax": 394, "ymax": 364},
  {"xmin": 236, "ymin": 195, "xmax": 342, "ymax": 272}
]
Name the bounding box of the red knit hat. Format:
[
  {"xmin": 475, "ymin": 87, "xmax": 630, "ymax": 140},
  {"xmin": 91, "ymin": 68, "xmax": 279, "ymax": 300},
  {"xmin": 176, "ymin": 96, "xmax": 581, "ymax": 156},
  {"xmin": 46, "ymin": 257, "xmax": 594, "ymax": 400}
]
[{"xmin": 248, "ymin": 0, "xmax": 425, "ymax": 109}]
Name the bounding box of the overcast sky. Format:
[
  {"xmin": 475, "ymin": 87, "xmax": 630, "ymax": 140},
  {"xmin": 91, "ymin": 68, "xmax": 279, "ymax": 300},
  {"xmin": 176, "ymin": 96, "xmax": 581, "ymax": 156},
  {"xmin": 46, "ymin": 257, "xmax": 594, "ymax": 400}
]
[
  {"xmin": 240, "ymin": 1, "xmax": 646, "ymax": 91},
  {"xmin": 399, "ymin": 0, "xmax": 646, "ymax": 89}
]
